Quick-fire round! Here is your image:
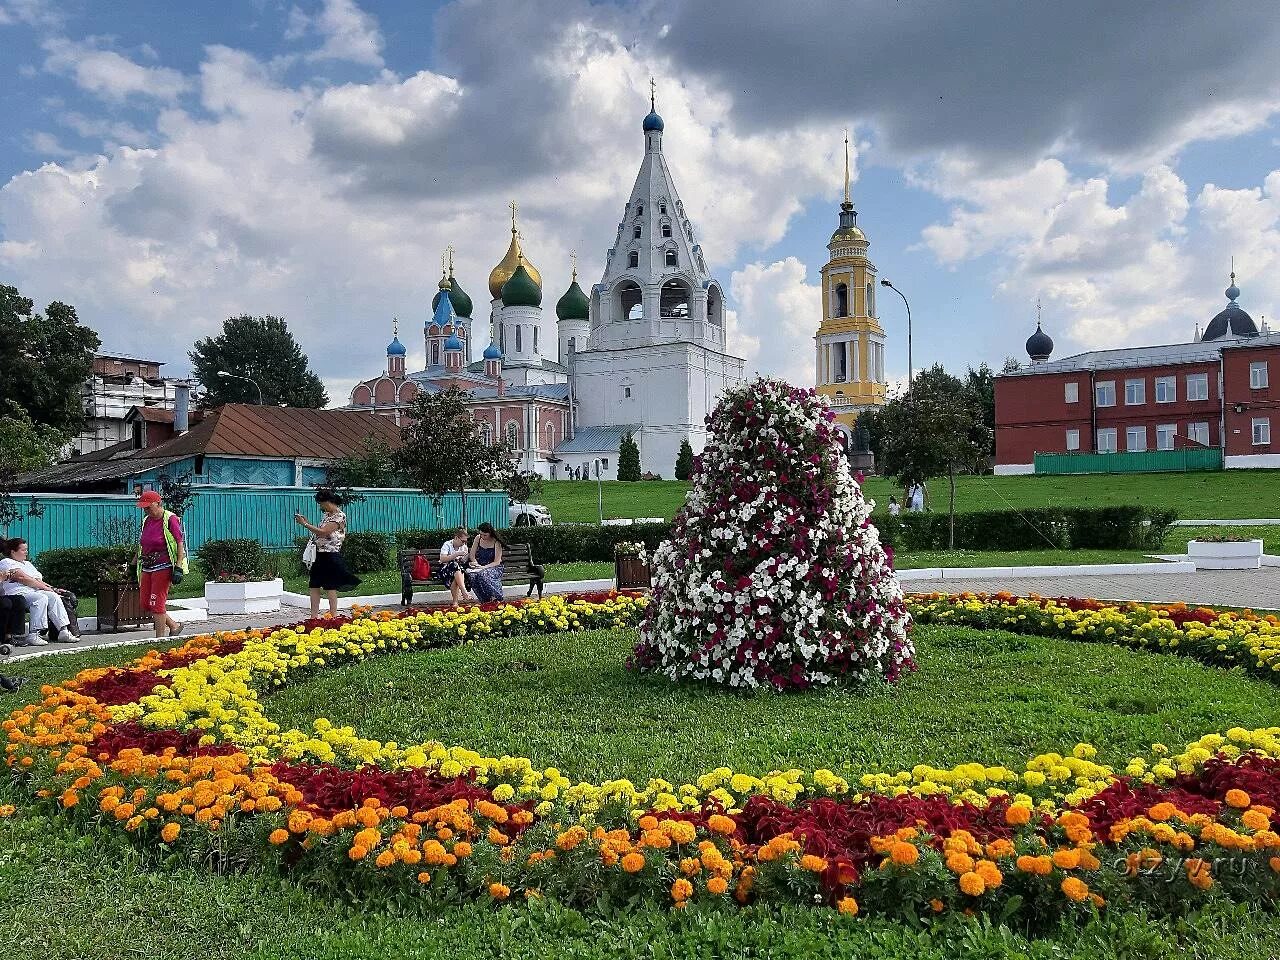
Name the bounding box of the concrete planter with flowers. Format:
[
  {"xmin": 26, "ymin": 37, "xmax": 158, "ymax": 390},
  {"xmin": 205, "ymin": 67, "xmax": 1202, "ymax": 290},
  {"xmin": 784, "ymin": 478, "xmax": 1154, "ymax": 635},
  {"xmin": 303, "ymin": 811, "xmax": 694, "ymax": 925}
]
[
  {"xmin": 1186, "ymin": 537, "xmax": 1263, "ymax": 570},
  {"xmin": 205, "ymin": 577, "xmax": 285, "ymax": 615}
]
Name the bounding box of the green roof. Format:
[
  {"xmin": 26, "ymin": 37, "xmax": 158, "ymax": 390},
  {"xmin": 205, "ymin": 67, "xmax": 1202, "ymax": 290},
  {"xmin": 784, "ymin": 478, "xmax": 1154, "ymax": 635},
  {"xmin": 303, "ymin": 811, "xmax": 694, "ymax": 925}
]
[
  {"xmin": 432, "ymin": 277, "xmax": 474, "ymax": 319},
  {"xmin": 501, "ymin": 263, "xmax": 542, "ymax": 308},
  {"xmin": 555, "ymin": 279, "xmax": 590, "ymax": 321}
]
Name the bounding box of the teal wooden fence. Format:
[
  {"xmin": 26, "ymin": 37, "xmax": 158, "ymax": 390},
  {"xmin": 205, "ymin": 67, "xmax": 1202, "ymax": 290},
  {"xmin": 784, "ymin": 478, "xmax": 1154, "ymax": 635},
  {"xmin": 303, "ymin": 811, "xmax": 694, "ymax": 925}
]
[
  {"xmin": 1034, "ymin": 448, "xmax": 1223, "ymax": 475},
  {"xmin": 1, "ymin": 487, "xmax": 506, "ymax": 558}
]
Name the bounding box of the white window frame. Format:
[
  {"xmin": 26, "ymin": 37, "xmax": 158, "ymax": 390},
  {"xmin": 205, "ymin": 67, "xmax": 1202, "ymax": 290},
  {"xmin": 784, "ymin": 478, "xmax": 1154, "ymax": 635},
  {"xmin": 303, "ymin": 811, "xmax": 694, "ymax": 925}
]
[
  {"xmin": 1124, "ymin": 379, "xmax": 1145, "ymax": 406},
  {"xmin": 1155, "ymin": 376, "xmax": 1176, "ymax": 403},
  {"xmin": 1064, "ymin": 382, "xmax": 1079, "ymax": 404},
  {"xmin": 1095, "ymin": 380, "xmax": 1116, "ymax": 407},
  {"xmin": 1187, "ymin": 422, "xmax": 1210, "ymax": 447},
  {"xmin": 1125, "ymin": 426, "xmax": 1147, "ymax": 452},
  {"xmin": 1250, "ymin": 361, "xmax": 1269, "ymax": 389},
  {"xmin": 1253, "ymin": 417, "xmax": 1271, "ymax": 445},
  {"xmin": 1096, "ymin": 427, "xmax": 1118, "ymax": 453},
  {"xmin": 1065, "ymin": 428, "xmax": 1080, "ymax": 451},
  {"xmin": 1155, "ymin": 424, "xmax": 1176, "ymax": 451},
  {"xmin": 1186, "ymin": 373, "xmax": 1209, "ymax": 401}
]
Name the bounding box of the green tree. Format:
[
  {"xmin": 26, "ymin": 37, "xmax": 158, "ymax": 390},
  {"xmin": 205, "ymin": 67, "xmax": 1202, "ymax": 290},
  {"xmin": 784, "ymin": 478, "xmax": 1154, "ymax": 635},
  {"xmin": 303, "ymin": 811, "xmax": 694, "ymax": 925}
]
[
  {"xmin": 965, "ymin": 363, "xmax": 997, "ymax": 457},
  {"xmin": 325, "ymin": 435, "xmax": 405, "ymax": 490},
  {"xmin": 618, "ymin": 432, "xmax": 641, "ymax": 481},
  {"xmin": 674, "ymin": 438, "xmax": 694, "ymax": 481},
  {"xmin": 157, "ymin": 471, "xmax": 197, "ymax": 517},
  {"xmin": 878, "ymin": 364, "xmax": 991, "ymax": 549},
  {"xmin": 1001, "ymin": 356, "xmax": 1023, "ymax": 374},
  {"xmin": 505, "ymin": 469, "xmax": 543, "ymax": 505},
  {"xmin": 190, "ymin": 315, "xmax": 327, "ymax": 408},
  {"xmin": 396, "ymin": 387, "xmax": 512, "ymax": 526},
  {"xmin": 0, "ymin": 285, "xmax": 100, "ymax": 436},
  {"xmin": 0, "ymin": 401, "xmax": 64, "ymax": 526},
  {"xmin": 853, "ymin": 408, "xmax": 885, "ymax": 463}
]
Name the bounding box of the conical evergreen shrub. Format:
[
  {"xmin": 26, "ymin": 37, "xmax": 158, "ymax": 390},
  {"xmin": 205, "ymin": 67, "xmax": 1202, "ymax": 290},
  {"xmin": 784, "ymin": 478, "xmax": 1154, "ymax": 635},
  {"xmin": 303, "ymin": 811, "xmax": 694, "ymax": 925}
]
[{"xmin": 632, "ymin": 378, "xmax": 914, "ymax": 690}]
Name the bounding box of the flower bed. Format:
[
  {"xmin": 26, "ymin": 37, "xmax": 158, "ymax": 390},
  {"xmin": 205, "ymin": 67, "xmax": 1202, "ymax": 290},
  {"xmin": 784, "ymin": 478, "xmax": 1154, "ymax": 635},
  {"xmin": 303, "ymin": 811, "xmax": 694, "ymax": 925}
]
[{"xmin": 3, "ymin": 590, "xmax": 1280, "ymax": 926}]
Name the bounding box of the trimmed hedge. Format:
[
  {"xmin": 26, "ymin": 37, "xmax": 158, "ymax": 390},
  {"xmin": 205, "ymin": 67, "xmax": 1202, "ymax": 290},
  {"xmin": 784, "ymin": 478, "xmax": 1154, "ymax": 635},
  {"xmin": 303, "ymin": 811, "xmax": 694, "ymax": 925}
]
[
  {"xmin": 339, "ymin": 531, "xmax": 392, "ymax": 574},
  {"xmin": 395, "ymin": 523, "xmax": 674, "ymax": 564},
  {"xmin": 34, "ymin": 546, "xmax": 136, "ymax": 596},
  {"xmin": 873, "ymin": 506, "xmax": 1177, "ymax": 552},
  {"xmin": 196, "ymin": 539, "xmax": 270, "ymax": 580}
]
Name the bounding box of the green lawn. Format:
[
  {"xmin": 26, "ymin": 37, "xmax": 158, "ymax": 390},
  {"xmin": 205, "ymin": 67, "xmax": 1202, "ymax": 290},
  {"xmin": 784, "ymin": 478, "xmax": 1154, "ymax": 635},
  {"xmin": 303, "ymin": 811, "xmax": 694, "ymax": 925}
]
[
  {"xmin": 3, "ymin": 623, "xmax": 1279, "ymax": 959},
  {"xmin": 266, "ymin": 626, "xmax": 1279, "ymax": 786},
  {"xmin": 533, "ymin": 471, "xmax": 1280, "ymax": 522}
]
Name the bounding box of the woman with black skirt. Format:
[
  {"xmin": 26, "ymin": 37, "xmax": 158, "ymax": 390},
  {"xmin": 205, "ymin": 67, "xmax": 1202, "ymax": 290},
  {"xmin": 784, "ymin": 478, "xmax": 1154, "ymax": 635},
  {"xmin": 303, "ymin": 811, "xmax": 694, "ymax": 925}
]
[{"xmin": 295, "ymin": 489, "xmax": 361, "ymax": 618}]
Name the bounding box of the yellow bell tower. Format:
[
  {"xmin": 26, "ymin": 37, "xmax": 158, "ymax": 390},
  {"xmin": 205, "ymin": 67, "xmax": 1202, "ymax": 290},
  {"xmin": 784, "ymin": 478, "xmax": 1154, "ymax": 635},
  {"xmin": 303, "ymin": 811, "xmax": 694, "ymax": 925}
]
[{"xmin": 814, "ymin": 132, "xmax": 886, "ymax": 435}]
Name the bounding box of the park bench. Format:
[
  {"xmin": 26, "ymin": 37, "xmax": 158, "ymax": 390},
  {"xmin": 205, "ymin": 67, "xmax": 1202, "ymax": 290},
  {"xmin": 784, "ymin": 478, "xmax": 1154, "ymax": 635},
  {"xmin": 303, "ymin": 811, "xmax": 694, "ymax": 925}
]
[{"xmin": 398, "ymin": 543, "xmax": 545, "ymax": 605}]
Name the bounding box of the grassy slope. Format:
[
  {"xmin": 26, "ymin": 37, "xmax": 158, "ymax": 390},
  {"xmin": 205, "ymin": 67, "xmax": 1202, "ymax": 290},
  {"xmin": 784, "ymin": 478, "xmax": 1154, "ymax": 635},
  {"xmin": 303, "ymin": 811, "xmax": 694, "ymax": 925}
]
[
  {"xmin": 265, "ymin": 627, "xmax": 1279, "ymax": 786},
  {"xmin": 533, "ymin": 471, "xmax": 1280, "ymax": 522},
  {"xmin": 3, "ymin": 625, "xmax": 1280, "ymax": 959}
]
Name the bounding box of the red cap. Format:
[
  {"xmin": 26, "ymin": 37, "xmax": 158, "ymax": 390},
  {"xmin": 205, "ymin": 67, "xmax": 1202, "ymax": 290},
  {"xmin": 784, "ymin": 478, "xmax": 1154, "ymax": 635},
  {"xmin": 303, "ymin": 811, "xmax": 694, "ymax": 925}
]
[{"xmin": 136, "ymin": 491, "xmax": 163, "ymax": 508}]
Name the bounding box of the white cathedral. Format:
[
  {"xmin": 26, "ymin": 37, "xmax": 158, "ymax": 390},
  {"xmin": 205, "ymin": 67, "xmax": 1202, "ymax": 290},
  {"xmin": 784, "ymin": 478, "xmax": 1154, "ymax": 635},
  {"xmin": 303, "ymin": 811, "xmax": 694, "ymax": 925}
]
[{"xmin": 348, "ymin": 94, "xmax": 746, "ymax": 480}]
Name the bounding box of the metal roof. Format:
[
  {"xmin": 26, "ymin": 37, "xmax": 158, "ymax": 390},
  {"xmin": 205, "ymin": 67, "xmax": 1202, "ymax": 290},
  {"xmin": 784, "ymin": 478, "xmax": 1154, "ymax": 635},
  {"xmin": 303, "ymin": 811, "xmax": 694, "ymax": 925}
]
[
  {"xmin": 470, "ymin": 383, "xmax": 571, "ymax": 401},
  {"xmin": 1002, "ymin": 339, "xmax": 1232, "ymax": 376},
  {"xmin": 554, "ymin": 424, "xmax": 641, "ymax": 453}
]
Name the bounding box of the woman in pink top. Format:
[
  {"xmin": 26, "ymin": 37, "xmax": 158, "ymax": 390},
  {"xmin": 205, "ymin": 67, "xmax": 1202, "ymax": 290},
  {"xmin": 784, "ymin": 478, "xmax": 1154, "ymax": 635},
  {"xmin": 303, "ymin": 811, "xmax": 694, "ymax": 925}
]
[{"xmin": 137, "ymin": 490, "xmax": 187, "ymax": 638}]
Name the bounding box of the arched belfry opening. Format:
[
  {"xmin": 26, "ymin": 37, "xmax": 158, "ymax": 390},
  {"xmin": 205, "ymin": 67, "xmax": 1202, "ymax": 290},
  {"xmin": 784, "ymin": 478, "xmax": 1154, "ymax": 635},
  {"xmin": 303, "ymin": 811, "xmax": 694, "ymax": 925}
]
[
  {"xmin": 617, "ymin": 279, "xmax": 643, "ymax": 320},
  {"xmin": 706, "ymin": 284, "xmax": 724, "ymax": 325},
  {"xmin": 660, "ymin": 277, "xmax": 690, "ymax": 319},
  {"xmin": 835, "ymin": 282, "xmax": 849, "ymax": 318}
]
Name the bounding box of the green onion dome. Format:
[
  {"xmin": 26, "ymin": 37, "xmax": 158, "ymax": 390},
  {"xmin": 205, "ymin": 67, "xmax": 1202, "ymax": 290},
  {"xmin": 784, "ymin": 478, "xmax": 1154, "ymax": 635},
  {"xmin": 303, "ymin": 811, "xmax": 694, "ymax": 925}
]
[
  {"xmin": 501, "ymin": 261, "xmax": 542, "ymax": 308},
  {"xmin": 432, "ymin": 277, "xmax": 474, "ymax": 319},
  {"xmin": 556, "ymin": 278, "xmax": 590, "ymax": 321}
]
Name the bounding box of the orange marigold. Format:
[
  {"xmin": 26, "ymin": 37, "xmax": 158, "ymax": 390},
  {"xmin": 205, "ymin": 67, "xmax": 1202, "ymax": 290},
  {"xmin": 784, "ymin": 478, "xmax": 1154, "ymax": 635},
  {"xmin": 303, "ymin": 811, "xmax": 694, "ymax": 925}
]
[
  {"xmin": 453, "ymin": 841, "xmax": 473, "ymax": 859},
  {"xmin": 707, "ymin": 814, "xmax": 737, "ymax": 836},
  {"xmin": 1270, "ymin": 856, "xmax": 1280, "ymax": 874},
  {"xmin": 1148, "ymin": 802, "xmax": 1177, "ymax": 822},
  {"xmin": 974, "ymin": 859, "xmax": 1003, "ymax": 888},
  {"xmin": 1241, "ymin": 809, "xmax": 1270, "ymax": 832},
  {"xmin": 837, "ymin": 896, "xmax": 859, "ymax": 916},
  {"xmin": 160, "ymin": 822, "xmax": 181, "ymax": 844},
  {"xmin": 1005, "ymin": 805, "xmax": 1031, "ymax": 827},
  {"xmin": 671, "ymin": 878, "xmax": 694, "ymax": 902},
  {"xmin": 890, "ymin": 841, "xmax": 920, "ymax": 867},
  {"xmin": 707, "ymin": 876, "xmax": 729, "ymax": 896},
  {"xmin": 945, "ymin": 852, "xmax": 974, "ymax": 875},
  {"xmin": 374, "ymin": 850, "xmax": 396, "ymax": 869},
  {"xmin": 268, "ymin": 828, "xmax": 290, "ymax": 846},
  {"xmin": 1185, "ymin": 858, "xmax": 1213, "ymax": 891},
  {"xmin": 489, "ymin": 882, "xmax": 510, "ymax": 900},
  {"xmin": 1225, "ymin": 789, "xmax": 1251, "ymax": 809},
  {"xmin": 621, "ymin": 852, "xmax": 646, "ymax": 873},
  {"xmin": 800, "ymin": 854, "xmax": 828, "ymax": 873},
  {"xmin": 348, "ymin": 845, "xmax": 368, "ymax": 861},
  {"xmin": 1052, "ymin": 849, "xmax": 1081, "ymax": 870},
  {"xmin": 1061, "ymin": 877, "xmax": 1090, "ymax": 903},
  {"xmin": 958, "ymin": 872, "xmax": 986, "ymax": 897}
]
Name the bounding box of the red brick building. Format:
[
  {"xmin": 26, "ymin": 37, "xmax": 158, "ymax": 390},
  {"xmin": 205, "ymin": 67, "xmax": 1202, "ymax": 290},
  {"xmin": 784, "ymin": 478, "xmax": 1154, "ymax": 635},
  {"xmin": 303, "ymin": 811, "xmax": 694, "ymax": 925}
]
[{"xmin": 996, "ymin": 277, "xmax": 1277, "ymax": 473}]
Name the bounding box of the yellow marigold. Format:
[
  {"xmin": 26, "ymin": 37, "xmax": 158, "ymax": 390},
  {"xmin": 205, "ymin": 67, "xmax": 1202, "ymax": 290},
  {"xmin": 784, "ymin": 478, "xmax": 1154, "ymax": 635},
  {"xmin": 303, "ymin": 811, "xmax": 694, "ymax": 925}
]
[
  {"xmin": 1225, "ymin": 789, "xmax": 1251, "ymax": 809},
  {"xmin": 837, "ymin": 896, "xmax": 859, "ymax": 916},
  {"xmin": 800, "ymin": 854, "xmax": 828, "ymax": 873},
  {"xmin": 1061, "ymin": 877, "xmax": 1090, "ymax": 903},
  {"xmin": 160, "ymin": 822, "xmax": 181, "ymax": 844},
  {"xmin": 621, "ymin": 852, "xmax": 646, "ymax": 873},
  {"xmin": 958, "ymin": 872, "xmax": 986, "ymax": 896},
  {"xmin": 268, "ymin": 828, "xmax": 290, "ymax": 846},
  {"xmin": 707, "ymin": 876, "xmax": 729, "ymax": 896},
  {"xmin": 890, "ymin": 841, "xmax": 920, "ymax": 867},
  {"xmin": 489, "ymin": 882, "xmax": 510, "ymax": 900},
  {"xmin": 0, "ymin": 805, "xmax": 16, "ymax": 818},
  {"xmin": 707, "ymin": 814, "xmax": 737, "ymax": 836},
  {"xmin": 671, "ymin": 878, "xmax": 694, "ymax": 902}
]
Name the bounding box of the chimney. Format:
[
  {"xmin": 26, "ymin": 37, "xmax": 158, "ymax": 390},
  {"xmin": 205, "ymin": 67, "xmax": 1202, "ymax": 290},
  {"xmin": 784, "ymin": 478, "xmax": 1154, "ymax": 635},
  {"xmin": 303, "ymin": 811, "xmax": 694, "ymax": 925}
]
[{"xmin": 174, "ymin": 382, "xmax": 190, "ymax": 434}]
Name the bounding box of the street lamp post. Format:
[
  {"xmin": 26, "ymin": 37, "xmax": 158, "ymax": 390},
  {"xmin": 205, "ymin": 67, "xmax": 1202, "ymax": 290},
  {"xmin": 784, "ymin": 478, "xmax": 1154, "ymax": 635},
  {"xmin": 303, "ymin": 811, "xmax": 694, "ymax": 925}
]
[
  {"xmin": 217, "ymin": 370, "xmax": 264, "ymax": 405},
  {"xmin": 879, "ymin": 279, "xmax": 912, "ymax": 393},
  {"xmin": 595, "ymin": 459, "xmax": 604, "ymax": 525}
]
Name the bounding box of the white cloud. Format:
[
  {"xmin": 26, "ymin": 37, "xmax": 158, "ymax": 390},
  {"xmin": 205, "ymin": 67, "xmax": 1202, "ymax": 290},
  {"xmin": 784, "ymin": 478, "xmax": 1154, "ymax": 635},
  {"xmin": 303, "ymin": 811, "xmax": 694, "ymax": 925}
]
[
  {"xmin": 0, "ymin": 0, "xmax": 61, "ymax": 28},
  {"xmin": 287, "ymin": 0, "xmax": 385, "ymax": 68},
  {"xmin": 42, "ymin": 37, "xmax": 189, "ymax": 102},
  {"xmin": 728, "ymin": 257, "xmax": 820, "ymax": 386}
]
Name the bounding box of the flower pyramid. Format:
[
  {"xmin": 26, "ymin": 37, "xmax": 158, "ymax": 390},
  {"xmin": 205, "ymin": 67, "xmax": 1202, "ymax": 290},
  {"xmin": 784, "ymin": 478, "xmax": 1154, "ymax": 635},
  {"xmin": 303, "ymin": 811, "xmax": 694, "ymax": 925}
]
[{"xmin": 632, "ymin": 377, "xmax": 914, "ymax": 690}]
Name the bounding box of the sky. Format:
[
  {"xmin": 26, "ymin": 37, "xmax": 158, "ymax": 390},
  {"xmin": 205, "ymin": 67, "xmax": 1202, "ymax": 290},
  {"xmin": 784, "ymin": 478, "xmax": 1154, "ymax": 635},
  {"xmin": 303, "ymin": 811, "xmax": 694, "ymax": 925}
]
[{"xmin": 2, "ymin": 0, "xmax": 1280, "ymax": 406}]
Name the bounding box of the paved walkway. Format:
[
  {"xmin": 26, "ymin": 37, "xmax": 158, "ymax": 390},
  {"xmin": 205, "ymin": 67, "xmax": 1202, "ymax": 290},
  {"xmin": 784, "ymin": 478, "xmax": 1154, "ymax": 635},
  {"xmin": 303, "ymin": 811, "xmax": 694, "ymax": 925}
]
[{"xmin": 901, "ymin": 566, "xmax": 1280, "ymax": 610}]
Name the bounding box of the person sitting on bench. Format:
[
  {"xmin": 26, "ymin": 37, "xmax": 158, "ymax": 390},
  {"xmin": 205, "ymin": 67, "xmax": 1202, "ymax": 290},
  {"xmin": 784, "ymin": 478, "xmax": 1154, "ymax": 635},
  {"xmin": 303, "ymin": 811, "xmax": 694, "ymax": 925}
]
[
  {"xmin": 437, "ymin": 526, "xmax": 475, "ymax": 605},
  {"xmin": 0, "ymin": 542, "xmax": 78, "ymax": 645}
]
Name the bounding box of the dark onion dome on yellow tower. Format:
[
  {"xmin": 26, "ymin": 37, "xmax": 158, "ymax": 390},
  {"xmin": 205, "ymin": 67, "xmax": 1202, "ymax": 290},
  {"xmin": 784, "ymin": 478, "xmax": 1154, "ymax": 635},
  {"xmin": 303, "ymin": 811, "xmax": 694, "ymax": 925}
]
[
  {"xmin": 432, "ymin": 277, "xmax": 473, "ymax": 319},
  {"xmin": 501, "ymin": 260, "xmax": 542, "ymax": 308},
  {"xmin": 488, "ymin": 224, "xmax": 542, "ymax": 299},
  {"xmin": 1025, "ymin": 322, "xmax": 1054, "ymax": 362},
  {"xmin": 556, "ymin": 274, "xmax": 590, "ymax": 321},
  {"xmin": 1202, "ymin": 271, "xmax": 1259, "ymax": 341}
]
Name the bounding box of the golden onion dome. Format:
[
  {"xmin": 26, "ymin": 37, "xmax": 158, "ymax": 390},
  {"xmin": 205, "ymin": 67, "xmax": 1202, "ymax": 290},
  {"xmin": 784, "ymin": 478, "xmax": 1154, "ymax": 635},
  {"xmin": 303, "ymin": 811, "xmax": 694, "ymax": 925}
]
[
  {"xmin": 488, "ymin": 228, "xmax": 542, "ymax": 300},
  {"xmin": 830, "ymin": 224, "xmax": 867, "ymax": 243}
]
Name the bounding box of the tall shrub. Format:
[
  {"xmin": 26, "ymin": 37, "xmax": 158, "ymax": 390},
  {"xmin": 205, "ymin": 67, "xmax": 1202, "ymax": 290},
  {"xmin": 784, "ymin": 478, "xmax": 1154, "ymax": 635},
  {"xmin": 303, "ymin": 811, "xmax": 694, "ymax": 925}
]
[
  {"xmin": 618, "ymin": 432, "xmax": 641, "ymax": 481},
  {"xmin": 632, "ymin": 377, "xmax": 914, "ymax": 691}
]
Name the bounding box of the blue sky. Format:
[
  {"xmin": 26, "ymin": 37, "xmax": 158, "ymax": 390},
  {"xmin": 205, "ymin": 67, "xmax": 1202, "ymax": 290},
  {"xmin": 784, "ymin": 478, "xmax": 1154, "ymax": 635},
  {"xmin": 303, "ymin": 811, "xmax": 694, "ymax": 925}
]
[{"xmin": 2, "ymin": 0, "xmax": 1279, "ymax": 403}]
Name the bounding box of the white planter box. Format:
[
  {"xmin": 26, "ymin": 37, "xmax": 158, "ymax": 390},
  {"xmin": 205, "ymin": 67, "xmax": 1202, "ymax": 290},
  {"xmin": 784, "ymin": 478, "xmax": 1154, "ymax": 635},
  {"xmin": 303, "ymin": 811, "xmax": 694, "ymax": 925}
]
[
  {"xmin": 1186, "ymin": 539, "xmax": 1263, "ymax": 570},
  {"xmin": 205, "ymin": 578, "xmax": 284, "ymax": 615}
]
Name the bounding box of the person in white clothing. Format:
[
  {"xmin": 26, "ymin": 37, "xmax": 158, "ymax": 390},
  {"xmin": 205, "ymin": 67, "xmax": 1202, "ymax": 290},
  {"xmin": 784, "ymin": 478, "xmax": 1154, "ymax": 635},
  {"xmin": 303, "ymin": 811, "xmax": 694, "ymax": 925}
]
[
  {"xmin": 0, "ymin": 538, "xmax": 77, "ymax": 644},
  {"xmin": 887, "ymin": 496, "xmax": 901, "ymax": 517},
  {"xmin": 437, "ymin": 527, "xmax": 474, "ymax": 605}
]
